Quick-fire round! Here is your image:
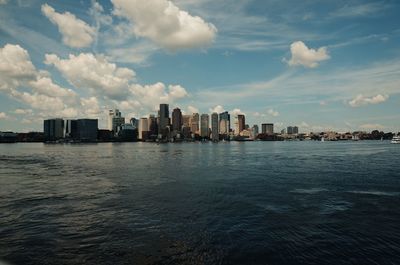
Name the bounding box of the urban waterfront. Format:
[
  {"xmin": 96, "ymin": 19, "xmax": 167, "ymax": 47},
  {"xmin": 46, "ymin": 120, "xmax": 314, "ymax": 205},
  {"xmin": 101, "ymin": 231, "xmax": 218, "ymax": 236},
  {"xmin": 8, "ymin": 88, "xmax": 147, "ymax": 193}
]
[{"xmin": 1, "ymin": 141, "xmax": 400, "ymax": 265}]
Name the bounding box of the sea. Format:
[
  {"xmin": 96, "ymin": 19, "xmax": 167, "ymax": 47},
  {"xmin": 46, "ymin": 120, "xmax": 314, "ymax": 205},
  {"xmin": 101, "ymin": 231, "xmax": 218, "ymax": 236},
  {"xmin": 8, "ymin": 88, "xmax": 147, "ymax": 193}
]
[{"xmin": 0, "ymin": 141, "xmax": 400, "ymax": 265}]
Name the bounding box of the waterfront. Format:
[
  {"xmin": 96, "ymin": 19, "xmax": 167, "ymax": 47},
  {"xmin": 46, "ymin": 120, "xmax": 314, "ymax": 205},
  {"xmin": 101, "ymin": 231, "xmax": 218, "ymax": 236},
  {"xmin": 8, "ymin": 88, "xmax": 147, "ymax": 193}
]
[{"xmin": 1, "ymin": 141, "xmax": 400, "ymax": 264}]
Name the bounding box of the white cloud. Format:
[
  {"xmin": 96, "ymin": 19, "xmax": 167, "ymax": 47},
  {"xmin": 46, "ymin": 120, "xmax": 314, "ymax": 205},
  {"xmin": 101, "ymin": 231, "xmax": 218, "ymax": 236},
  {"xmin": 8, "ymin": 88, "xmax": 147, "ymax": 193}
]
[
  {"xmin": 330, "ymin": 3, "xmax": 386, "ymax": 18},
  {"xmin": 231, "ymin": 108, "xmax": 244, "ymax": 116},
  {"xmin": 359, "ymin": 123, "xmax": 385, "ymax": 130},
  {"xmin": 287, "ymin": 41, "xmax": 330, "ymax": 68},
  {"xmin": 111, "ymin": 0, "xmax": 217, "ymax": 50},
  {"xmin": 14, "ymin": 108, "xmax": 33, "ymax": 115},
  {"xmin": 0, "ymin": 0, "xmax": 8, "ymax": 5},
  {"xmin": 41, "ymin": 4, "xmax": 96, "ymax": 48},
  {"xmin": 209, "ymin": 105, "xmax": 224, "ymax": 114},
  {"xmin": 187, "ymin": 105, "xmax": 199, "ymax": 114},
  {"xmin": 45, "ymin": 52, "xmax": 135, "ymax": 100},
  {"xmin": 0, "ymin": 112, "xmax": 8, "ymax": 119},
  {"xmin": 348, "ymin": 94, "xmax": 388, "ymax": 107},
  {"xmin": 267, "ymin": 108, "xmax": 279, "ymax": 117}
]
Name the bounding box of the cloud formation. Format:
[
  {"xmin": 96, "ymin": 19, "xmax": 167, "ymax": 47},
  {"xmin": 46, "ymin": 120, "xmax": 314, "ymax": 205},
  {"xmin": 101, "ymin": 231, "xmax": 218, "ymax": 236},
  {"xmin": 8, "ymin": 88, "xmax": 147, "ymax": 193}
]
[
  {"xmin": 111, "ymin": 0, "xmax": 217, "ymax": 50},
  {"xmin": 287, "ymin": 41, "xmax": 330, "ymax": 68},
  {"xmin": 267, "ymin": 108, "xmax": 279, "ymax": 117},
  {"xmin": 348, "ymin": 94, "xmax": 388, "ymax": 107},
  {"xmin": 359, "ymin": 123, "xmax": 385, "ymax": 130},
  {"xmin": 41, "ymin": 4, "xmax": 96, "ymax": 48}
]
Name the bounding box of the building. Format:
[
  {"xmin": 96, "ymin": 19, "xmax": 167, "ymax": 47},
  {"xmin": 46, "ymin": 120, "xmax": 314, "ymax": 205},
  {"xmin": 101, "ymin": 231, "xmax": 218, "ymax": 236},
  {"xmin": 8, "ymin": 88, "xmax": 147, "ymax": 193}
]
[
  {"xmin": 117, "ymin": 124, "xmax": 137, "ymax": 142},
  {"xmin": 138, "ymin": 118, "xmax": 149, "ymax": 140},
  {"xmin": 262, "ymin": 123, "xmax": 274, "ymax": 134},
  {"xmin": 130, "ymin": 118, "xmax": 139, "ymax": 130},
  {"xmin": 200, "ymin": 114, "xmax": 209, "ymax": 138},
  {"xmin": 182, "ymin": 115, "xmax": 191, "ymax": 128},
  {"xmin": 238, "ymin": 114, "xmax": 245, "ymax": 134},
  {"xmin": 108, "ymin": 109, "xmax": 125, "ymax": 134},
  {"xmin": 44, "ymin": 118, "xmax": 64, "ymax": 141},
  {"xmin": 148, "ymin": 114, "xmax": 158, "ymax": 138},
  {"xmin": 190, "ymin": 113, "xmax": 199, "ymax": 135},
  {"xmin": 219, "ymin": 111, "xmax": 230, "ymax": 136},
  {"xmin": 287, "ymin": 126, "xmax": 298, "ymax": 135},
  {"xmin": 65, "ymin": 119, "xmax": 78, "ymax": 139},
  {"xmin": 252, "ymin": 125, "xmax": 259, "ymax": 136},
  {"xmin": 293, "ymin": 126, "xmax": 299, "ymax": 134},
  {"xmin": 77, "ymin": 119, "xmax": 98, "ymax": 142},
  {"xmin": 159, "ymin": 104, "xmax": 169, "ymax": 138},
  {"xmin": 172, "ymin": 107, "xmax": 182, "ymax": 132},
  {"xmin": 211, "ymin": 112, "xmax": 219, "ymax": 141}
]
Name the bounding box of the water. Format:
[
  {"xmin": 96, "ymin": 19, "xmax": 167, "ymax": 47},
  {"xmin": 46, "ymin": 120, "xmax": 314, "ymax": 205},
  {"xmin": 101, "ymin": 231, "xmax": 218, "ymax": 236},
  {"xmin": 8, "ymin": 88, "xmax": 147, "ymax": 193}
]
[{"xmin": 1, "ymin": 141, "xmax": 400, "ymax": 265}]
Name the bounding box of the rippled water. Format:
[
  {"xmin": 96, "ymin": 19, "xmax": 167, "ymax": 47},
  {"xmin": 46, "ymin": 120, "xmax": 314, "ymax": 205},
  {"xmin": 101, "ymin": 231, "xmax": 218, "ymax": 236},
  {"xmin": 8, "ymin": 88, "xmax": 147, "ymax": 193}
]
[{"xmin": 1, "ymin": 141, "xmax": 400, "ymax": 264}]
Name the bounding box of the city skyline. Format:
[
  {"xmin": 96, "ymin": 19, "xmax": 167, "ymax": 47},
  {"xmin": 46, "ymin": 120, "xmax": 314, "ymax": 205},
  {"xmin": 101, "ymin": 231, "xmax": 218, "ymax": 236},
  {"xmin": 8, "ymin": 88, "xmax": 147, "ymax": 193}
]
[{"xmin": 1, "ymin": 0, "xmax": 400, "ymax": 133}]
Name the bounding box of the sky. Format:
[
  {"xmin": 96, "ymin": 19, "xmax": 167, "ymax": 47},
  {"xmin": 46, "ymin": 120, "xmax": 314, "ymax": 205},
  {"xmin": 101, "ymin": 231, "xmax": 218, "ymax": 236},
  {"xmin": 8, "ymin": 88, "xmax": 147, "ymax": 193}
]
[{"xmin": 0, "ymin": 0, "xmax": 399, "ymax": 133}]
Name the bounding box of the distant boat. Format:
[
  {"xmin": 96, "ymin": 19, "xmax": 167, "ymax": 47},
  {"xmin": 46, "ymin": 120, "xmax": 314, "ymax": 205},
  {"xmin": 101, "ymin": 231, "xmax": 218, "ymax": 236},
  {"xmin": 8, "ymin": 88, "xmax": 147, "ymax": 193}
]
[{"xmin": 391, "ymin": 136, "xmax": 400, "ymax": 144}]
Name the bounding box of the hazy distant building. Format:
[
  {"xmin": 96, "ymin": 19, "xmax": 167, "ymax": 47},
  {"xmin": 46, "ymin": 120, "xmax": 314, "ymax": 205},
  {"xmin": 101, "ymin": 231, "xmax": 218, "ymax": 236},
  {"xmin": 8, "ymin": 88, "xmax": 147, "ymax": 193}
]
[
  {"xmin": 148, "ymin": 114, "xmax": 158, "ymax": 138},
  {"xmin": 252, "ymin": 125, "xmax": 259, "ymax": 136},
  {"xmin": 44, "ymin": 118, "xmax": 64, "ymax": 141},
  {"xmin": 172, "ymin": 107, "xmax": 182, "ymax": 132},
  {"xmin": 130, "ymin": 118, "xmax": 139, "ymax": 130},
  {"xmin": 211, "ymin": 112, "xmax": 219, "ymax": 141},
  {"xmin": 238, "ymin": 114, "xmax": 245, "ymax": 133},
  {"xmin": 190, "ymin": 113, "xmax": 199, "ymax": 135},
  {"xmin": 182, "ymin": 115, "xmax": 191, "ymax": 128},
  {"xmin": 77, "ymin": 119, "xmax": 98, "ymax": 142},
  {"xmin": 262, "ymin": 123, "xmax": 274, "ymax": 134},
  {"xmin": 287, "ymin": 126, "xmax": 299, "ymax": 135},
  {"xmin": 293, "ymin": 126, "xmax": 299, "ymax": 134},
  {"xmin": 200, "ymin": 114, "xmax": 209, "ymax": 138},
  {"xmin": 138, "ymin": 118, "xmax": 149, "ymax": 140},
  {"xmin": 159, "ymin": 104, "xmax": 169, "ymax": 138}
]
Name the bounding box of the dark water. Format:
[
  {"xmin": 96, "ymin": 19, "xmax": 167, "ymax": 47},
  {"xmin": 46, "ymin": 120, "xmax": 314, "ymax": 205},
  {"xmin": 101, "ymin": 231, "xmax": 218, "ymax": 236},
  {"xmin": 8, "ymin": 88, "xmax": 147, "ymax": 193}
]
[{"xmin": 1, "ymin": 141, "xmax": 400, "ymax": 265}]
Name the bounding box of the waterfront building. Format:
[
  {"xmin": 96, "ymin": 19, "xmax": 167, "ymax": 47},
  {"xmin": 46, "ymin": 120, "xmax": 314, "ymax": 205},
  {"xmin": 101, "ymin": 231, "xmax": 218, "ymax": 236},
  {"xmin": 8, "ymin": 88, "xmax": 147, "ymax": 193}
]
[
  {"xmin": 159, "ymin": 104, "xmax": 169, "ymax": 138},
  {"xmin": 211, "ymin": 112, "xmax": 219, "ymax": 141},
  {"xmin": 117, "ymin": 123, "xmax": 137, "ymax": 142},
  {"xmin": 287, "ymin": 126, "xmax": 293, "ymax": 135},
  {"xmin": 172, "ymin": 107, "xmax": 183, "ymax": 133},
  {"xmin": 190, "ymin": 113, "xmax": 199, "ymax": 135},
  {"xmin": 44, "ymin": 118, "xmax": 64, "ymax": 141},
  {"xmin": 262, "ymin": 123, "xmax": 274, "ymax": 134},
  {"xmin": 238, "ymin": 114, "xmax": 245, "ymax": 134},
  {"xmin": 65, "ymin": 119, "xmax": 78, "ymax": 139},
  {"xmin": 182, "ymin": 115, "xmax": 191, "ymax": 128},
  {"xmin": 219, "ymin": 111, "xmax": 230, "ymax": 137},
  {"xmin": 130, "ymin": 118, "xmax": 139, "ymax": 130},
  {"xmin": 76, "ymin": 119, "xmax": 98, "ymax": 142},
  {"xmin": 293, "ymin": 126, "xmax": 299, "ymax": 134},
  {"xmin": 148, "ymin": 114, "xmax": 158, "ymax": 138},
  {"xmin": 138, "ymin": 118, "xmax": 149, "ymax": 140},
  {"xmin": 200, "ymin": 114, "xmax": 209, "ymax": 138}
]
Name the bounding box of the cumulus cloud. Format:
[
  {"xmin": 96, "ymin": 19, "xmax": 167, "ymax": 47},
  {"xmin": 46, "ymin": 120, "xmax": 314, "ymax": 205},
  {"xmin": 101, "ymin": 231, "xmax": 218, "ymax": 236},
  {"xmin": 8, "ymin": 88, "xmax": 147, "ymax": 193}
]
[
  {"xmin": 41, "ymin": 4, "xmax": 96, "ymax": 48},
  {"xmin": 0, "ymin": 112, "xmax": 8, "ymax": 119},
  {"xmin": 348, "ymin": 94, "xmax": 388, "ymax": 107},
  {"xmin": 45, "ymin": 52, "xmax": 135, "ymax": 100},
  {"xmin": 210, "ymin": 105, "xmax": 224, "ymax": 114},
  {"xmin": 267, "ymin": 108, "xmax": 279, "ymax": 117},
  {"xmin": 187, "ymin": 105, "xmax": 199, "ymax": 114},
  {"xmin": 111, "ymin": 0, "xmax": 217, "ymax": 50},
  {"xmin": 14, "ymin": 108, "xmax": 33, "ymax": 115},
  {"xmin": 231, "ymin": 108, "xmax": 244, "ymax": 116},
  {"xmin": 287, "ymin": 41, "xmax": 330, "ymax": 68}
]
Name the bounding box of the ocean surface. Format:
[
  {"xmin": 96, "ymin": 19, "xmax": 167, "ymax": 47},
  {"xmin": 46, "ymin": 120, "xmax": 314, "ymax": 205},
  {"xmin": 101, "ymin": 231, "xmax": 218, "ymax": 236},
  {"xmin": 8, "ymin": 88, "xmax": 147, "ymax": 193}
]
[{"xmin": 0, "ymin": 141, "xmax": 400, "ymax": 265}]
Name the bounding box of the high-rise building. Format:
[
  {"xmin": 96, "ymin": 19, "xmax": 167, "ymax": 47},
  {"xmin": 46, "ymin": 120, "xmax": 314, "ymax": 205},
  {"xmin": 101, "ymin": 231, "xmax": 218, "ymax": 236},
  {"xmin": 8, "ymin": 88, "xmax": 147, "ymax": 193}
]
[
  {"xmin": 172, "ymin": 107, "xmax": 182, "ymax": 132},
  {"xmin": 211, "ymin": 112, "xmax": 219, "ymax": 141},
  {"xmin": 109, "ymin": 109, "xmax": 125, "ymax": 134},
  {"xmin": 138, "ymin": 118, "xmax": 149, "ymax": 140},
  {"xmin": 44, "ymin": 118, "xmax": 64, "ymax": 141},
  {"xmin": 182, "ymin": 115, "xmax": 191, "ymax": 128},
  {"xmin": 159, "ymin": 104, "xmax": 169, "ymax": 138},
  {"xmin": 130, "ymin": 118, "xmax": 139, "ymax": 130},
  {"xmin": 238, "ymin": 114, "xmax": 245, "ymax": 134},
  {"xmin": 190, "ymin": 113, "xmax": 199, "ymax": 134},
  {"xmin": 77, "ymin": 119, "xmax": 98, "ymax": 142},
  {"xmin": 293, "ymin": 126, "xmax": 299, "ymax": 134},
  {"xmin": 219, "ymin": 111, "xmax": 230, "ymax": 135},
  {"xmin": 65, "ymin": 119, "xmax": 78, "ymax": 139},
  {"xmin": 200, "ymin": 114, "xmax": 209, "ymax": 138},
  {"xmin": 262, "ymin": 123, "xmax": 274, "ymax": 134},
  {"xmin": 252, "ymin": 125, "xmax": 259, "ymax": 136},
  {"xmin": 287, "ymin": 126, "xmax": 293, "ymax": 135},
  {"xmin": 148, "ymin": 114, "xmax": 158, "ymax": 137}
]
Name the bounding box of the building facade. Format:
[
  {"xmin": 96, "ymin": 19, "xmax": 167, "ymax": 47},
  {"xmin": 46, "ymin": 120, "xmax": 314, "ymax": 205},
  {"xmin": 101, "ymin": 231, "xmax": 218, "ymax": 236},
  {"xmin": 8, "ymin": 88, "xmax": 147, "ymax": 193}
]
[
  {"xmin": 44, "ymin": 118, "xmax": 64, "ymax": 141},
  {"xmin": 262, "ymin": 123, "xmax": 274, "ymax": 134},
  {"xmin": 200, "ymin": 114, "xmax": 209, "ymax": 138}
]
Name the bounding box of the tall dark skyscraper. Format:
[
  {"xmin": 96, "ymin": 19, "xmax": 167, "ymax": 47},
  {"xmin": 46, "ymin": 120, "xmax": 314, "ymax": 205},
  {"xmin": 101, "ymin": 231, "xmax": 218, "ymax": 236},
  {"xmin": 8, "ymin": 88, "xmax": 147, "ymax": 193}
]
[
  {"xmin": 219, "ymin": 111, "xmax": 230, "ymax": 137},
  {"xmin": 44, "ymin": 118, "xmax": 64, "ymax": 141},
  {"xmin": 211, "ymin": 112, "xmax": 219, "ymax": 141},
  {"xmin": 200, "ymin": 114, "xmax": 209, "ymax": 138},
  {"xmin": 172, "ymin": 107, "xmax": 182, "ymax": 132},
  {"xmin": 159, "ymin": 104, "xmax": 169, "ymax": 138},
  {"xmin": 238, "ymin": 114, "xmax": 245, "ymax": 133},
  {"xmin": 262, "ymin": 123, "xmax": 274, "ymax": 134}
]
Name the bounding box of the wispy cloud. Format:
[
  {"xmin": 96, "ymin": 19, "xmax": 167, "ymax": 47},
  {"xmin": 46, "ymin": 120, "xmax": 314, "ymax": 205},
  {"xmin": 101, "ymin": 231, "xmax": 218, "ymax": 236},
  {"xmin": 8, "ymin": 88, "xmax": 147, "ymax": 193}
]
[{"xmin": 329, "ymin": 2, "xmax": 388, "ymax": 18}]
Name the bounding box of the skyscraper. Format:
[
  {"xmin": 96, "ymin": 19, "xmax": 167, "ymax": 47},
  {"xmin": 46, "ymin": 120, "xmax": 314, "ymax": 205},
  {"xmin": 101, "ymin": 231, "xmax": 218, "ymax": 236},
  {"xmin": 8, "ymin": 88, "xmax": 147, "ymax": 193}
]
[
  {"xmin": 211, "ymin": 112, "xmax": 219, "ymax": 141},
  {"xmin": 200, "ymin": 114, "xmax": 209, "ymax": 138},
  {"xmin": 238, "ymin": 114, "xmax": 245, "ymax": 134},
  {"xmin": 65, "ymin": 119, "xmax": 78, "ymax": 139},
  {"xmin": 219, "ymin": 111, "xmax": 230, "ymax": 138},
  {"xmin": 159, "ymin": 104, "xmax": 169, "ymax": 138},
  {"xmin": 109, "ymin": 109, "xmax": 125, "ymax": 134},
  {"xmin": 76, "ymin": 119, "xmax": 98, "ymax": 142},
  {"xmin": 262, "ymin": 123, "xmax": 274, "ymax": 134},
  {"xmin": 293, "ymin": 126, "xmax": 299, "ymax": 134},
  {"xmin": 190, "ymin": 113, "xmax": 199, "ymax": 135},
  {"xmin": 148, "ymin": 114, "xmax": 158, "ymax": 138},
  {"xmin": 138, "ymin": 118, "xmax": 149, "ymax": 140},
  {"xmin": 287, "ymin": 126, "xmax": 293, "ymax": 135},
  {"xmin": 172, "ymin": 107, "xmax": 182, "ymax": 132},
  {"xmin": 182, "ymin": 115, "xmax": 191, "ymax": 128}
]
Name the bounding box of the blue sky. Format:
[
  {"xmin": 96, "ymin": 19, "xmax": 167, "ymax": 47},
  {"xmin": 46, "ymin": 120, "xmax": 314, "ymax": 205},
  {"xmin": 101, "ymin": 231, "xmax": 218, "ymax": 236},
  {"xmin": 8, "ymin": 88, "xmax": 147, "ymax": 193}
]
[{"xmin": 0, "ymin": 0, "xmax": 399, "ymax": 133}]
